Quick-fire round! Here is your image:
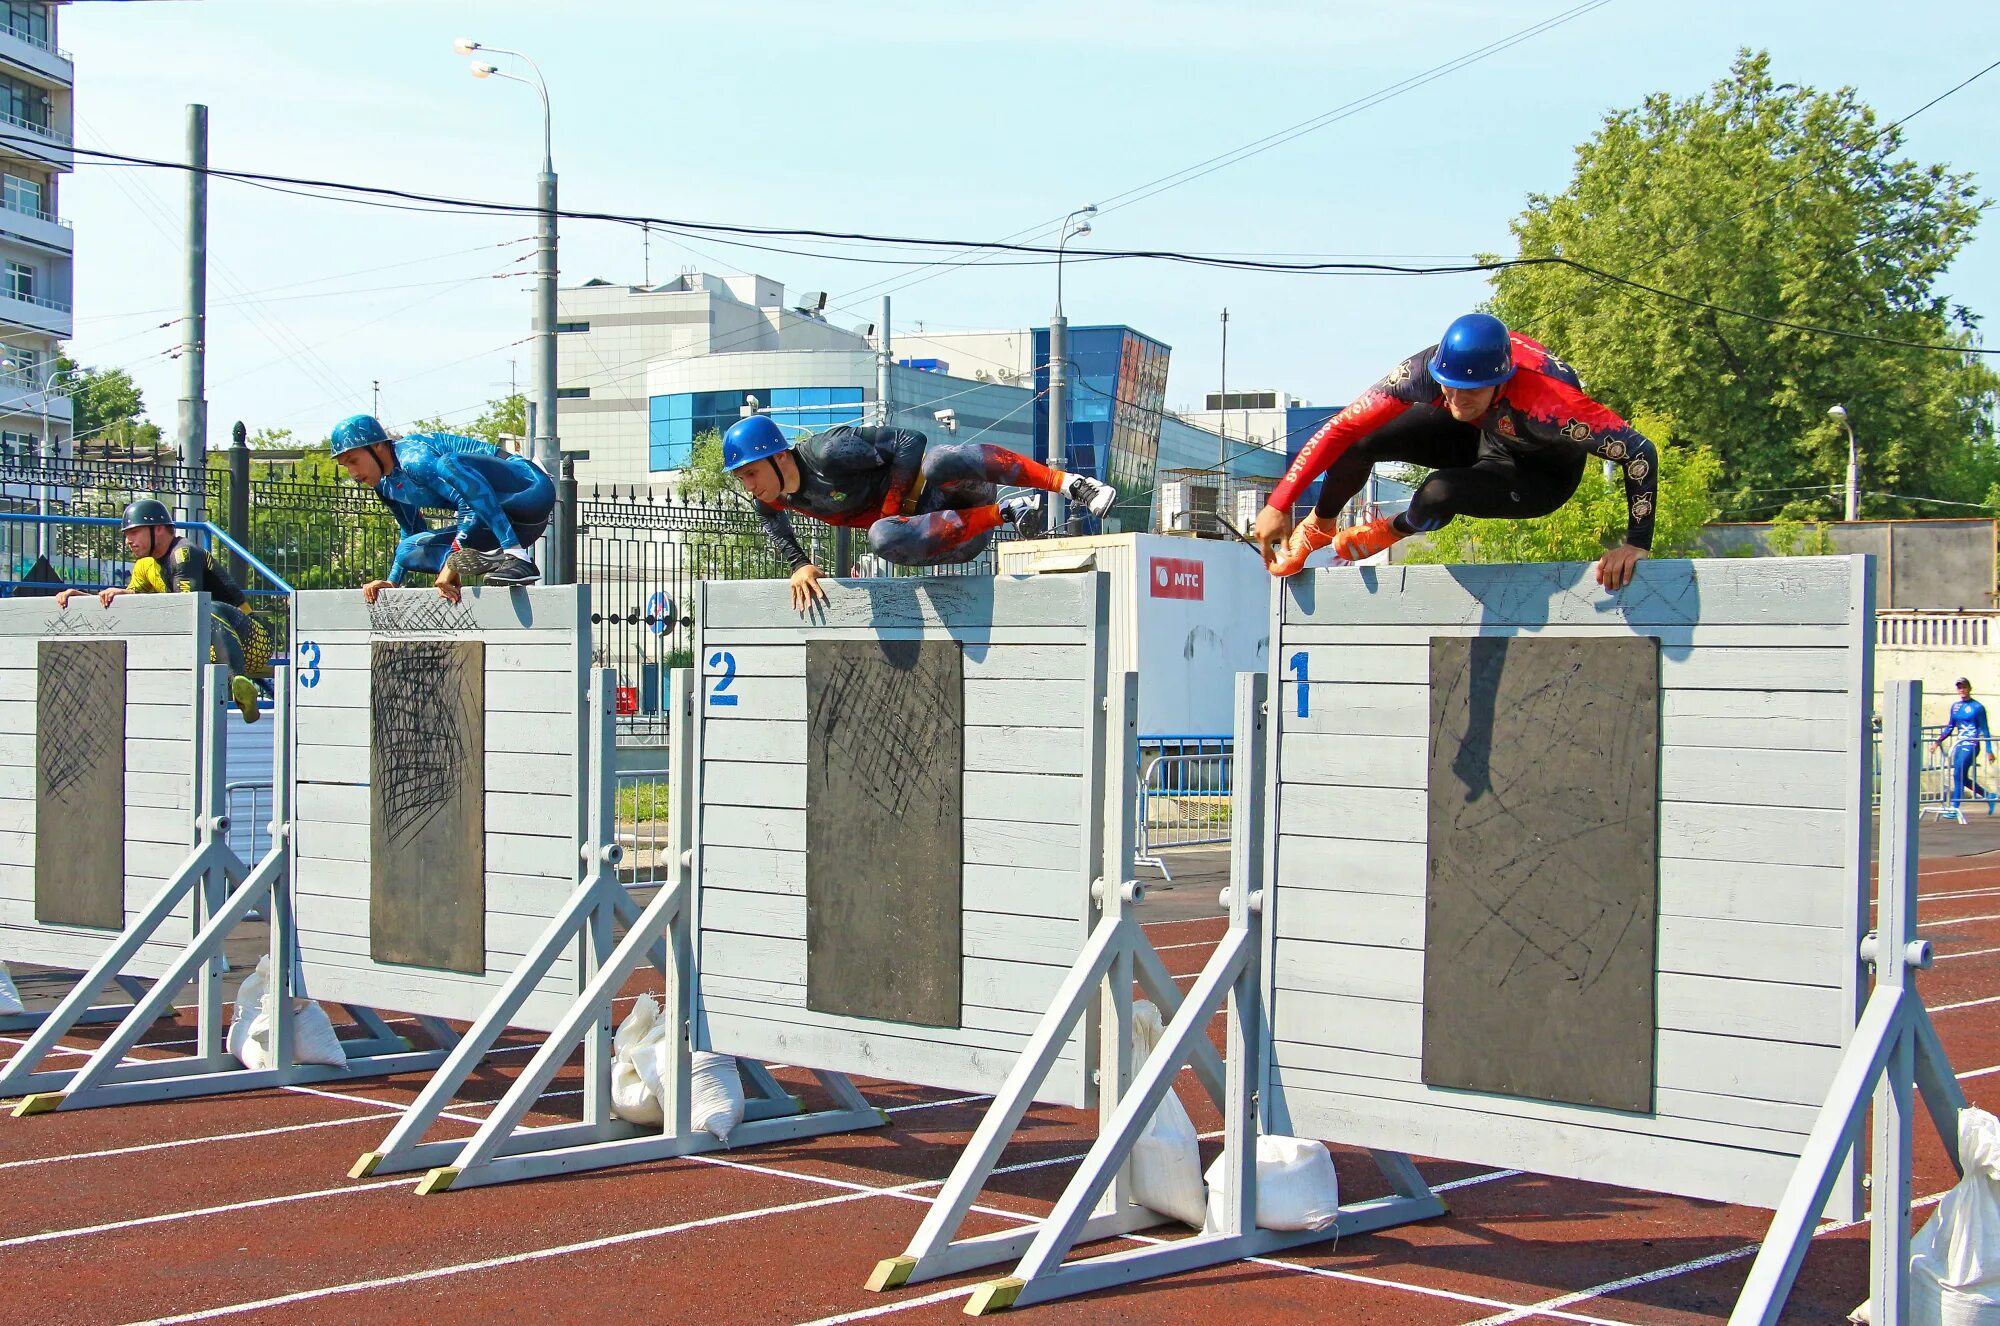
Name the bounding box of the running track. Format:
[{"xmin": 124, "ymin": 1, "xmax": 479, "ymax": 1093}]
[{"xmin": 6, "ymin": 857, "xmax": 2000, "ymax": 1324}]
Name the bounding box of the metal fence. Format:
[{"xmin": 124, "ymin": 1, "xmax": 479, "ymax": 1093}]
[
  {"xmin": 225, "ymin": 780, "xmax": 275, "ymax": 862},
  {"xmin": 615, "ymin": 766, "xmax": 674, "ymax": 884},
  {"xmin": 1135, "ymin": 748, "xmax": 1235, "ymax": 878},
  {"xmin": 577, "ymin": 485, "xmax": 1009, "ymax": 732},
  {"xmin": 1916, "ymin": 730, "xmax": 2000, "ymax": 822}
]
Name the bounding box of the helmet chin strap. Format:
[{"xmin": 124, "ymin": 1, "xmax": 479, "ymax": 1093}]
[{"xmin": 765, "ymin": 456, "xmax": 785, "ymax": 493}]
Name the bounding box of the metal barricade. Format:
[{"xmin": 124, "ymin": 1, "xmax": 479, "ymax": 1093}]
[
  {"xmin": 1920, "ymin": 728, "xmax": 2000, "ymax": 823},
  {"xmin": 1134, "ymin": 750, "xmax": 1233, "ymax": 879},
  {"xmin": 224, "ymin": 780, "xmax": 274, "ymax": 863},
  {"xmin": 615, "ymin": 766, "xmax": 674, "ymax": 886}
]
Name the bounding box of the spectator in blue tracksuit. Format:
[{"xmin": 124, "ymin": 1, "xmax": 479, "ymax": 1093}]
[
  {"xmin": 1934, "ymin": 677, "xmax": 1995, "ymax": 813},
  {"xmin": 329, "ymin": 414, "xmax": 554, "ymax": 602}
]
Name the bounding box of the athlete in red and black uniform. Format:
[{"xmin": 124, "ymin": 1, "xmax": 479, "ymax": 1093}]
[{"xmin": 1253, "ymin": 313, "xmax": 1658, "ymax": 590}]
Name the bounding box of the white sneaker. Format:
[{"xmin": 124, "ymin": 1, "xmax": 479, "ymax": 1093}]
[
  {"xmin": 1064, "ymin": 474, "xmax": 1118, "ymax": 518},
  {"xmin": 999, "ymin": 494, "xmax": 1045, "ymax": 537}
]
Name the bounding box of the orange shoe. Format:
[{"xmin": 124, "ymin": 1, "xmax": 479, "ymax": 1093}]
[
  {"xmin": 1266, "ymin": 512, "xmax": 1337, "ymax": 576},
  {"xmin": 1332, "ymin": 515, "xmax": 1408, "ymax": 563}
]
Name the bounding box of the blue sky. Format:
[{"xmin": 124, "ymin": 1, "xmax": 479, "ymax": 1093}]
[{"xmin": 59, "ymin": 0, "xmax": 2000, "ymax": 448}]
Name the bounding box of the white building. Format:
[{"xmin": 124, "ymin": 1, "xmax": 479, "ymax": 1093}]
[
  {"xmin": 1177, "ymin": 390, "xmax": 1310, "ymax": 453},
  {"xmin": 640, "ymin": 350, "xmax": 1033, "ymax": 485},
  {"xmin": 0, "ymin": 3, "xmax": 71, "ymax": 465},
  {"xmin": 555, "ymin": 273, "xmax": 872, "ymax": 483}
]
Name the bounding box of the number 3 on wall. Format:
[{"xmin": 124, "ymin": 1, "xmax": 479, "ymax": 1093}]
[
  {"xmin": 297, "ymin": 640, "xmax": 321, "ymax": 690},
  {"xmin": 1288, "ymin": 650, "xmax": 1308, "ymax": 719},
  {"xmin": 707, "ymin": 650, "xmax": 739, "ymax": 707}
]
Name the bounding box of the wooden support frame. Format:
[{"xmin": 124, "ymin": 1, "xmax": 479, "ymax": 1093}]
[
  {"xmin": 3, "ymin": 662, "xmax": 453, "ymax": 1114},
  {"xmin": 351, "ymin": 668, "xmax": 884, "ymax": 1193},
  {"xmin": 866, "ymin": 674, "xmax": 1430, "ymax": 1311},
  {"xmin": 1729, "ymin": 679, "xmax": 1966, "ymax": 1326}
]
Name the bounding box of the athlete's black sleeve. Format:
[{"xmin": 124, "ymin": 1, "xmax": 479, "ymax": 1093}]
[
  {"xmin": 167, "ymin": 542, "xmax": 249, "ymax": 608},
  {"xmin": 755, "ymin": 502, "xmax": 812, "ymax": 571}
]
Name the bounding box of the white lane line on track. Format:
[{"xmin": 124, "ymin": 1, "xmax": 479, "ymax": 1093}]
[
  {"xmin": 0, "ymin": 1114, "xmax": 383, "ymax": 1170},
  {"xmin": 1932, "ymin": 993, "xmax": 2000, "ymax": 1014},
  {"xmin": 2, "ymin": 1179, "xmax": 406, "ymax": 1249},
  {"xmin": 1936, "ymin": 945, "xmax": 2000, "ymax": 962},
  {"xmin": 801, "ymin": 1168, "xmax": 1618, "ymax": 1326},
  {"xmin": 1459, "ymin": 1189, "xmax": 1950, "ymax": 1326},
  {"xmin": 128, "ymin": 1187, "xmax": 895, "ymax": 1325},
  {"xmin": 883, "ymin": 1093, "xmax": 990, "ymax": 1115}
]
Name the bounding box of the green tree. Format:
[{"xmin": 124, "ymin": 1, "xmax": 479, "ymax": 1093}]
[
  {"xmin": 1403, "ymin": 418, "xmax": 1722, "ymax": 564},
  {"xmin": 54, "ymin": 356, "xmax": 146, "ymax": 437},
  {"xmin": 1765, "ymin": 513, "xmax": 1839, "ymax": 556},
  {"xmin": 1486, "ymin": 51, "xmax": 1999, "ymax": 523},
  {"xmin": 408, "ymin": 393, "xmax": 528, "ymax": 450},
  {"xmin": 679, "ymin": 428, "xmax": 732, "ymax": 499}
]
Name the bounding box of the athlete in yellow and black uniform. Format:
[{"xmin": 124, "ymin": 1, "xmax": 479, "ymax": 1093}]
[{"xmin": 54, "ymin": 499, "xmax": 273, "ymax": 723}]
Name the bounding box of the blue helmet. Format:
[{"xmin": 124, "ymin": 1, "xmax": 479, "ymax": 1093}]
[
  {"xmin": 1430, "ymin": 313, "xmax": 1515, "ymax": 389},
  {"xmin": 722, "ymin": 415, "xmax": 789, "ymax": 472},
  {"xmin": 331, "ymin": 413, "xmax": 389, "ymax": 456}
]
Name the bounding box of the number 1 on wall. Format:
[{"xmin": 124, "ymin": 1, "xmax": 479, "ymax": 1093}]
[{"xmin": 1288, "ymin": 651, "xmax": 1308, "ymax": 719}]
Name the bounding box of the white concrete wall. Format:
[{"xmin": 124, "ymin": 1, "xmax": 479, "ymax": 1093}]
[
  {"xmin": 999, "ymin": 532, "xmax": 1271, "ymax": 735},
  {"xmin": 887, "ymin": 329, "xmax": 1038, "ymax": 386}
]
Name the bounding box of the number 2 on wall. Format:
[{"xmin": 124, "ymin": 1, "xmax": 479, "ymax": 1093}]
[
  {"xmin": 707, "ymin": 650, "xmax": 739, "ymax": 707},
  {"xmin": 1288, "ymin": 650, "xmax": 1308, "ymax": 719}
]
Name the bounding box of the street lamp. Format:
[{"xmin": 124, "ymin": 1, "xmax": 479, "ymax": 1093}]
[
  {"xmin": 1047, "ymin": 204, "xmax": 1097, "ymax": 532},
  {"xmin": 1829, "ymin": 403, "xmax": 1858, "ymax": 522},
  {"xmin": 456, "ymin": 37, "xmax": 564, "ymax": 579}
]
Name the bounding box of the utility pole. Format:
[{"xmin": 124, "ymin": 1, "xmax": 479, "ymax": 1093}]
[
  {"xmin": 642, "ymin": 221, "xmax": 651, "ymax": 286},
  {"xmin": 1048, "ymin": 314, "xmax": 1068, "ymax": 532},
  {"xmin": 877, "ymin": 294, "xmax": 893, "ymax": 430},
  {"xmin": 177, "ymin": 104, "xmax": 209, "ymax": 527},
  {"xmin": 372, "ymin": 379, "xmax": 380, "ymax": 417},
  {"xmin": 535, "ymin": 130, "xmax": 563, "ymax": 582},
  {"xmin": 1217, "ymin": 308, "xmax": 1229, "ymax": 530}
]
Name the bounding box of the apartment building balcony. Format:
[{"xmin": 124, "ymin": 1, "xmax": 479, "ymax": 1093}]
[
  {"xmin": 0, "ymin": 107, "xmax": 68, "ymax": 173},
  {"xmin": 0, "ymin": 284, "xmax": 68, "ymax": 336},
  {"xmin": 0, "ymin": 379, "xmax": 69, "ymax": 425},
  {"xmin": 0, "ymin": 18, "xmax": 69, "ymax": 91},
  {"xmin": 0, "ymin": 194, "xmax": 67, "ymax": 253}
]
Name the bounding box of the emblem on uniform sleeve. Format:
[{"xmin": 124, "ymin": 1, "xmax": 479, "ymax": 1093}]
[
  {"xmin": 1495, "ymin": 416, "xmax": 1518, "ymax": 439},
  {"xmin": 1629, "ymin": 457, "xmax": 1649, "ymax": 481},
  {"xmin": 1631, "ymin": 496, "xmax": 1653, "ymax": 519},
  {"xmin": 1562, "ymin": 419, "xmax": 1596, "ymax": 444},
  {"xmin": 1383, "ymin": 361, "xmax": 1414, "ymax": 389}
]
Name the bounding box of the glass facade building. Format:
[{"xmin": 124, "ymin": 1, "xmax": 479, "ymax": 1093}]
[
  {"xmin": 1032, "ymin": 325, "xmax": 1170, "ymax": 532},
  {"xmin": 648, "ymin": 385, "xmax": 865, "ymax": 471}
]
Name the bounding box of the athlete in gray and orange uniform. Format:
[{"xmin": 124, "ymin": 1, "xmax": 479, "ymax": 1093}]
[{"xmin": 1253, "ymin": 313, "xmax": 1659, "ymax": 591}]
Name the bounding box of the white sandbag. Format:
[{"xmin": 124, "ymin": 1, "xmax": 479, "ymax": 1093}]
[
  {"xmin": 1126, "ymin": 1000, "xmax": 1208, "ymax": 1229},
  {"xmin": 1857, "ymin": 1109, "xmax": 2000, "ymax": 1325},
  {"xmin": 610, "ymin": 1058, "xmax": 664, "ymax": 1128},
  {"xmin": 615, "ymin": 992, "xmax": 661, "ymax": 1058},
  {"xmin": 0, "ymin": 961, "xmax": 22, "ymax": 1017},
  {"xmin": 689, "ymin": 1051, "xmax": 745, "ymax": 1144},
  {"xmin": 1204, "ymin": 1135, "xmax": 1342, "ymax": 1234},
  {"xmin": 610, "ymin": 993, "xmax": 671, "ymax": 1128},
  {"xmin": 227, "ymin": 956, "xmax": 348, "ymax": 1070}
]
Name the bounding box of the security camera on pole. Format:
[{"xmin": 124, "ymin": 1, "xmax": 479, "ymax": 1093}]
[
  {"xmin": 1047, "ymin": 205, "xmax": 1095, "ymax": 533},
  {"xmin": 457, "ymin": 38, "xmax": 565, "ymax": 581}
]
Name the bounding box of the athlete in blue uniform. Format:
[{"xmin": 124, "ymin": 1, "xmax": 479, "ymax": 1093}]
[
  {"xmin": 1934, "ymin": 677, "xmax": 1994, "ymax": 814},
  {"xmin": 329, "ymin": 414, "xmax": 554, "ymax": 602}
]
